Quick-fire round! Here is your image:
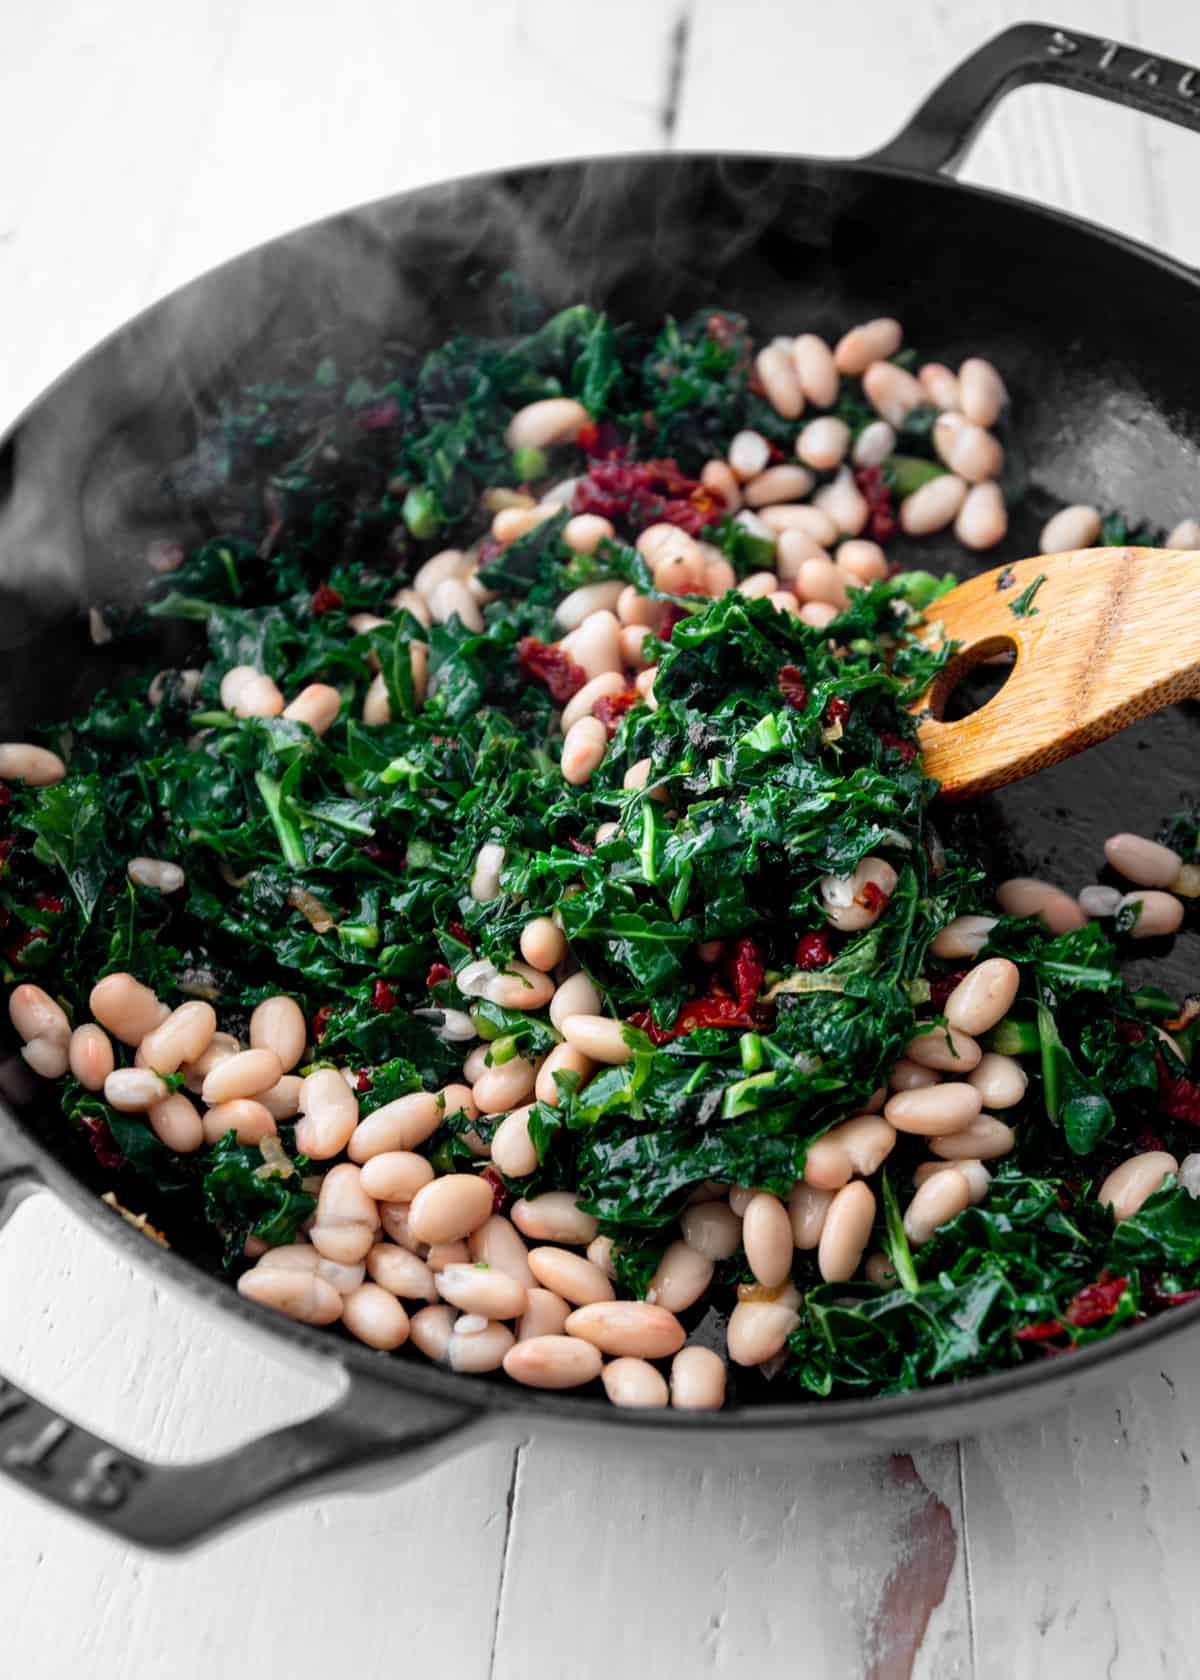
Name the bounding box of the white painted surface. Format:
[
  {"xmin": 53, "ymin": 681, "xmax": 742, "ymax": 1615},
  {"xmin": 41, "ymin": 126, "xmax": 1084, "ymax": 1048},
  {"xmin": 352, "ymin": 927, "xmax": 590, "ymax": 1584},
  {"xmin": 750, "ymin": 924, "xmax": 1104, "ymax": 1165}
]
[{"xmin": 2, "ymin": 2, "xmax": 1200, "ymax": 1675}]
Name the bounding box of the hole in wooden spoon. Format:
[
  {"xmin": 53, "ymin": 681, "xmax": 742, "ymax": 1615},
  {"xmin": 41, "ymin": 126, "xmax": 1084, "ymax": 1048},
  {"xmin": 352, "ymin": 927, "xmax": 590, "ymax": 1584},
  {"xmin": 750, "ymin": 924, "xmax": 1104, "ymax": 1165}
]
[{"xmin": 927, "ymin": 634, "xmax": 1017, "ymax": 723}]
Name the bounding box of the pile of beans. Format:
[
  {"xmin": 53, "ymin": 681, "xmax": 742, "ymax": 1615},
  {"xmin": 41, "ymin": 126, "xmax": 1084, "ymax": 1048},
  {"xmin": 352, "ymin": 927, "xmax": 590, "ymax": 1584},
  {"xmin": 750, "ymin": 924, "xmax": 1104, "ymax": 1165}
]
[{"xmin": 4, "ymin": 314, "xmax": 1197, "ymax": 1412}]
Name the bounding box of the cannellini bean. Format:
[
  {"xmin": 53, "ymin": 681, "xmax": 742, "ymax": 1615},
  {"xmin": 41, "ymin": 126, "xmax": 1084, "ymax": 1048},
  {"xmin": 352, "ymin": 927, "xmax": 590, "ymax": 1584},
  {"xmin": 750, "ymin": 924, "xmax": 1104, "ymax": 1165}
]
[
  {"xmin": 836, "ymin": 539, "xmax": 888, "ymax": 585},
  {"xmin": 485, "ymin": 961, "xmax": 555, "ymax": 1012},
  {"xmin": 905, "ymin": 1023, "xmax": 982, "ymax": 1073},
  {"xmin": 701, "ymin": 458, "xmax": 742, "ymax": 513},
  {"xmin": 412, "ymin": 549, "xmax": 469, "ymax": 597},
  {"xmin": 1100, "ymin": 1151, "xmax": 1179, "ymax": 1222},
  {"xmin": 755, "ymin": 343, "xmax": 804, "ymax": 418},
  {"xmin": 139, "ymin": 1000, "xmax": 217, "ymax": 1075},
  {"xmin": 900, "ymin": 474, "xmax": 968, "ymax": 535},
  {"xmin": 944, "ymin": 958, "xmax": 1021, "ymax": 1037},
  {"xmin": 378, "ymin": 1202, "xmax": 421, "ymax": 1251},
  {"xmin": 795, "ymin": 555, "xmax": 850, "ymax": 610},
  {"xmin": 1104, "ymin": 832, "xmax": 1182, "ymax": 889},
  {"xmin": 0, "ymin": 743, "xmax": 66, "ymax": 785},
  {"xmin": 517, "ymin": 1288, "xmax": 571, "ymax": 1340},
  {"xmin": 367, "ymin": 1243, "xmax": 438, "ymax": 1301},
  {"xmin": 561, "ymin": 715, "xmax": 608, "ymax": 785},
  {"xmin": 728, "ymin": 1186, "xmax": 759, "ymax": 1218},
  {"xmin": 768, "ymin": 591, "xmax": 801, "ymax": 616},
  {"xmin": 469, "ymin": 841, "xmax": 506, "ymax": 904},
  {"xmin": 408, "ymin": 1174, "xmax": 494, "ymax": 1244},
  {"xmin": 347, "ymin": 1090, "xmax": 441, "ymax": 1157},
  {"xmin": 958, "ymin": 357, "xmax": 1007, "ymax": 427},
  {"xmin": 1078, "ymin": 884, "xmax": 1124, "ymax": 919},
  {"xmin": 942, "ymin": 423, "xmax": 1003, "ymax": 484},
  {"xmin": 759, "ymin": 504, "xmax": 837, "ymax": 545},
  {"xmin": 744, "ymin": 465, "xmax": 814, "ymax": 507},
  {"xmin": 21, "ymin": 1036, "xmax": 69, "ymax": 1078},
  {"xmin": 282, "ymin": 683, "xmax": 341, "ymax": 736},
  {"xmin": 587, "ymin": 1235, "xmax": 617, "ymax": 1278},
  {"xmin": 295, "ymin": 1067, "xmax": 360, "ymax": 1159},
  {"xmin": 90, "ymin": 973, "xmax": 167, "ymax": 1046},
  {"xmin": 803, "ymin": 1115, "xmax": 896, "ymax": 1189},
  {"xmin": 529, "ymin": 1246, "xmax": 614, "ymax": 1306},
  {"xmin": 918, "ymin": 362, "xmax": 961, "ymax": 410},
  {"xmin": 788, "ymin": 1182, "xmax": 834, "ymax": 1249},
  {"xmin": 505, "ymin": 397, "xmax": 589, "ymax": 451},
  {"xmin": 511, "ymin": 1191, "xmax": 598, "ymax": 1246},
  {"xmin": 473, "ymin": 1054, "xmax": 536, "ymax": 1114},
  {"xmin": 728, "ymin": 430, "xmax": 771, "ymax": 481},
  {"xmin": 448, "ymin": 1320, "xmax": 515, "ymax": 1374},
  {"xmin": 226, "ymin": 667, "xmax": 285, "ymax": 718},
  {"xmin": 104, "ymin": 1068, "xmax": 168, "ymax": 1112},
  {"xmin": 637, "ymin": 522, "xmax": 702, "ymax": 567},
  {"xmin": 801, "ymin": 602, "xmax": 838, "ymax": 630},
  {"xmin": 9, "ymin": 983, "xmax": 69, "ymax": 1045},
  {"xmin": 535, "ymin": 1043, "xmax": 594, "ymax": 1107},
  {"xmin": 560, "ymin": 1014, "xmax": 631, "ymax": 1065},
  {"xmin": 885, "ymin": 1082, "xmax": 982, "ymax": 1137},
  {"xmin": 774, "ymin": 528, "xmax": 828, "ymax": 581},
  {"xmin": 603, "ymin": 1356, "xmax": 669, "ymax": 1409},
  {"xmin": 834, "ymin": 318, "xmax": 902, "ymax": 375},
  {"xmin": 930, "ymin": 1114, "xmax": 1016, "ymax": 1161},
  {"xmin": 996, "ymin": 878, "xmax": 1086, "ymax": 933},
  {"xmin": 249, "ymin": 995, "xmax": 307, "ymax": 1072},
  {"xmin": 202, "ymin": 1097, "xmax": 277, "ymax": 1145},
  {"xmin": 1167, "ymin": 517, "xmax": 1200, "ymax": 549},
  {"xmin": 565, "ymin": 1300, "xmax": 685, "ymax": 1359},
  {"xmin": 1040, "ymin": 504, "xmax": 1101, "ymax": 554},
  {"xmin": 818, "ymin": 1181, "xmax": 876, "ymax": 1283},
  {"xmin": 737, "ymin": 571, "xmax": 780, "ymax": 600},
  {"xmin": 890, "ymin": 1058, "xmax": 940, "ymax": 1091},
  {"xmin": 726, "ymin": 1283, "xmax": 802, "ymax": 1366},
  {"xmin": 341, "ymin": 1283, "xmax": 410, "ymax": 1350},
  {"xmin": 469, "ymin": 1214, "xmax": 535, "ymax": 1287},
  {"xmin": 619, "ymin": 624, "xmax": 654, "ymax": 668},
  {"xmin": 851, "ymin": 419, "xmax": 896, "ymax": 468},
  {"xmin": 862, "ymin": 361, "xmax": 925, "ymax": 427},
  {"xmin": 126, "ymin": 856, "xmax": 186, "ymax": 894},
  {"xmin": 562, "ymin": 515, "xmax": 616, "ymax": 555},
  {"xmin": 555, "ymin": 581, "xmax": 624, "ymax": 631},
  {"xmin": 670, "ymin": 1346, "xmax": 726, "ymax": 1410},
  {"xmin": 930, "ymin": 914, "xmax": 997, "ymax": 960},
  {"xmin": 903, "ymin": 1167, "xmax": 973, "ymax": 1245},
  {"xmin": 437, "ymin": 1262, "xmax": 528, "ymax": 1319},
  {"xmin": 789, "ymin": 334, "xmax": 839, "ymax": 407},
  {"xmin": 742, "ymin": 1192, "xmax": 794, "ymax": 1289},
  {"xmin": 430, "ymin": 577, "xmax": 484, "ymax": 634},
  {"xmin": 392, "ymin": 588, "xmax": 434, "ymax": 627},
  {"xmin": 1118, "ymin": 890, "xmax": 1184, "ymax": 938},
  {"xmin": 812, "ymin": 467, "xmax": 868, "ymax": 536},
  {"xmin": 564, "ymin": 609, "xmax": 624, "ymax": 679},
  {"xmin": 955, "ymin": 481, "xmax": 1008, "ymax": 550},
  {"xmin": 68, "ymin": 1023, "xmax": 114, "ymax": 1091},
  {"xmin": 680, "ymin": 1199, "xmax": 742, "ymax": 1261},
  {"xmin": 634, "ymin": 666, "xmax": 658, "ymax": 708},
  {"xmin": 617, "ymin": 584, "xmax": 662, "ymax": 628},
  {"xmin": 646, "ymin": 1240, "xmax": 713, "ymax": 1312},
  {"xmin": 238, "ymin": 1266, "xmax": 343, "ymax": 1326},
  {"xmin": 549, "ymin": 971, "xmax": 603, "ymax": 1030},
  {"xmin": 202, "ymin": 1047, "xmax": 282, "ymax": 1105},
  {"xmin": 490, "ymin": 1105, "xmax": 539, "ymax": 1177},
  {"xmin": 362, "ymin": 671, "xmax": 390, "ymax": 725},
  {"xmin": 181, "ymin": 1031, "xmax": 240, "ymax": 1094},
  {"xmin": 358, "ymin": 1150, "xmax": 436, "ymax": 1201},
  {"xmin": 504, "ymin": 1334, "xmax": 602, "ymax": 1388},
  {"xmin": 819, "ymin": 857, "xmax": 898, "ymax": 932},
  {"xmin": 968, "ymin": 1052, "xmax": 1027, "ymax": 1109},
  {"xmin": 914, "ymin": 1159, "xmax": 992, "ymax": 1204},
  {"xmin": 864, "ymin": 1251, "xmax": 897, "ymax": 1286},
  {"xmin": 561, "ymin": 672, "xmax": 625, "ymax": 732},
  {"xmin": 409, "ymin": 1304, "xmax": 456, "ymax": 1363}
]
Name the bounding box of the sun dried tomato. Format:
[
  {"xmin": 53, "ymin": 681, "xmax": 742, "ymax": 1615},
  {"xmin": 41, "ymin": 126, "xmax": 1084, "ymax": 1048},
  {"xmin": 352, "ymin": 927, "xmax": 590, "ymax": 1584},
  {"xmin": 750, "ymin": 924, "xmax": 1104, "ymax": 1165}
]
[
  {"xmin": 928, "ymin": 968, "xmax": 970, "ymax": 1012},
  {"xmin": 6, "ymin": 928, "xmax": 44, "ymax": 963},
  {"xmin": 705, "ymin": 312, "xmax": 750, "ymax": 354},
  {"xmin": 372, "ymin": 980, "xmax": 397, "ymax": 1014},
  {"xmin": 575, "ymin": 420, "xmax": 600, "ymax": 454},
  {"xmin": 665, "ymin": 938, "xmax": 768, "ymax": 1038},
  {"xmin": 353, "ymin": 1070, "xmax": 373, "ymax": 1093},
  {"xmin": 1014, "ymin": 1318, "xmax": 1065, "ymax": 1345},
  {"xmin": 517, "ymin": 636, "xmax": 588, "ymax": 703},
  {"xmin": 309, "ymin": 583, "xmax": 343, "ymax": 615},
  {"xmin": 360, "ymin": 841, "xmax": 393, "ymax": 866},
  {"xmin": 426, "ymin": 962, "xmax": 451, "ymax": 988},
  {"xmin": 362, "ymin": 396, "xmax": 400, "ymax": 431},
  {"xmin": 728, "ymin": 937, "xmax": 765, "ymax": 1013},
  {"xmin": 0, "ymin": 782, "xmax": 11, "ymax": 809},
  {"xmin": 795, "ymin": 930, "xmax": 833, "ymax": 970},
  {"xmin": 1066, "ymin": 1274, "xmax": 1129, "ymax": 1328},
  {"xmin": 777, "ymin": 665, "xmax": 808, "ymax": 711},
  {"xmin": 446, "ymin": 920, "xmax": 475, "ymax": 951},
  {"xmin": 82, "ymin": 1114, "xmax": 122, "ymax": 1172},
  {"xmin": 1156, "ymin": 1058, "xmax": 1200, "ymax": 1127},
  {"xmin": 855, "ymin": 466, "xmax": 898, "ymax": 545},
  {"xmin": 824, "ymin": 696, "xmax": 851, "ymax": 728},
  {"xmin": 1146, "ymin": 1276, "xmax": 1200, "ymax": 1310},
  {"xmin": 659, "ymin": 602, "xmax": 693, "ymax": 642},
  {"xmin": 627, "ymin": 1008, "xmax": 674, "ymax": 1047},
  {"xmin": 592, "ymin": 687, "xmax": 640, "ymax": 734},
  {"xmin": 480, "ymin": 1167, "xmax": 510, "ymax": 1214},
  {"xmin": 32, "ymin": 893, "xmax": 64, "ymax": 914},
  {"xmin": 858, "ymin": 881, "xmax": 888, "ymax": 914},
  {"xmin": 311, "ymin": 1004, "xmax": 334, "ymax": 1043},
  {"xmin": 571, "ymin": 457, "xmax": 722, "ymax": 535},
  {"xmin": 567, "ymin": 836, "xmax": 595, "ymax": 857},
  {"xmin": 879, "ymin": 731, "xmax": 918, "ymax": 766}
]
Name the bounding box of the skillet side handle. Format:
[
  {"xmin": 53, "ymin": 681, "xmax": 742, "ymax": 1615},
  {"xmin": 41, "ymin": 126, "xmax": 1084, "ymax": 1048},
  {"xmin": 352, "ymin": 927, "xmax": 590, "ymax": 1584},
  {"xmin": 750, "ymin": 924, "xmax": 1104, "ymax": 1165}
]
[
  {"xmin": 0, "ymin": 1129, "xmax": 483, "ymax": 1551},
  {"xmin": 868, "ymin": 21, "xmax": 1200, "ymax": 177}
]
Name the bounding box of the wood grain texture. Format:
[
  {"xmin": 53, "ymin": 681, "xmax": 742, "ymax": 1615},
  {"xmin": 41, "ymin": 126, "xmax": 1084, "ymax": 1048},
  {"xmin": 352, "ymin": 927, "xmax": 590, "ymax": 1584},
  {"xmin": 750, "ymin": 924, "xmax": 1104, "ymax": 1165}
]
[
  {"xmin": 3, "ymin": 2, "xmax": 1200, "ymax": 1676},
  {"xmin": 916, "ymin": 547, "xmax": 1200, "ymax": 797}
]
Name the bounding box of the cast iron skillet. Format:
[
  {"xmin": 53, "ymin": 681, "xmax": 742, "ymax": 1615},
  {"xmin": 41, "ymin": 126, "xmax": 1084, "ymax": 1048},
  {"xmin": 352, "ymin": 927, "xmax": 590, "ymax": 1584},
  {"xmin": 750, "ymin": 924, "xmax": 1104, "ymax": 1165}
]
[{"xmin": 1, "ymin": 21, "xmax": 1199, "ymax": 1549}]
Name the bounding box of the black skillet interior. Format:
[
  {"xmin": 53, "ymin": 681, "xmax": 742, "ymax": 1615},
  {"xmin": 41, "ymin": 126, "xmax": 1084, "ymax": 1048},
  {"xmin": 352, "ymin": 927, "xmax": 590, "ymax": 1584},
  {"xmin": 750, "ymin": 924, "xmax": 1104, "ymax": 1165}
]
[{"xmin": 2, "ymin": 152, "xmax": 1200, "ymax": 1410}]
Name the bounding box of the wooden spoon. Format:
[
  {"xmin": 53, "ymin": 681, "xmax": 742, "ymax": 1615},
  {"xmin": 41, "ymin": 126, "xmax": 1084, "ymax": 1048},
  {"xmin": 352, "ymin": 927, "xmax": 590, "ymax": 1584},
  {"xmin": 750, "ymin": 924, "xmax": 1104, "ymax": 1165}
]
[{"xmin": 913, "ymin": 546, "xmax": 1200, "ymax": 799}]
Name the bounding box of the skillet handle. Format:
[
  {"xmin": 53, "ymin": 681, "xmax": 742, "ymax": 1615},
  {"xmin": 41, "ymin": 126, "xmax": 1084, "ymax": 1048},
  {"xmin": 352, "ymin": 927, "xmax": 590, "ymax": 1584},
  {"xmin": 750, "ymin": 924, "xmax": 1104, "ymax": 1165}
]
[
  {"xmin": 0, "ymin": 1138, "xmax": 484, "ymax": 1551},
  {"xmin": 869, "ymin": 21, "xmax": 1200, "ymax": 176}
]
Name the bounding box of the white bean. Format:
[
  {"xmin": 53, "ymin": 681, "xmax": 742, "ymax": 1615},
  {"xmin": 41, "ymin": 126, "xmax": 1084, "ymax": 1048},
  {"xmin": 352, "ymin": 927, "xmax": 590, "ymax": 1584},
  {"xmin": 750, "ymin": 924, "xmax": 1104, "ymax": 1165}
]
[
  {"xmin": 560, "ymin": 672, "xmax": 625, "ymax": 733},
  {"xmin": 238, "ymin": 1266, "xmax": 343, "ymax": 1326},
  {"xmin": 968, "ymin": 1053, "xmax": 1027, "ymax": 1110},
  {"xmin": 249, "ymin": 995, "xmax": 307, "ymax": 1072},
  {"xmin": 528, "ymin": 1246, "xmax": 614, "ymax": 1306},
  {"xmin": 560, "ymin": 1014, "xmax": 631, "ymax": 1065},
  {"xmin": 900, "ymin": 474, "xmax": 968, "ymax": 535},
  {"xmin": 408, "ymin": 1174, "xmax": 495, "ymax": 1244},
  {"xmin": 996, "ymin": 878, "xmax": 1086, "ymax": 934},
  {"xmin": 295, "ymin": 1067, "xmax": 360, "ymax": 1159},
  {"xmin": 282, "ymin": 683, "xmax": 341, "ymax": 736},
  {"xmin": 603, "ymin": 1357, "xmax": 669, "ymax": 1409},
  {"xmin": 890, "ymin": 1058, "xmax": 940, "ymax": 1092},
  {"xmin": 905, "ymin": 1023, "xmax": 982, "ymax": 1074},
  {"xmin": 955, "ymin": 482, "xmax": 1008, "ymax": 550},
  {"xmin": 795, "ymin": 555, "xmax": 850, "ymax": 610},
  {"xmin": 412, "ymin": 549, "xmax": 470, "ymax": 598},
  {"xmin": 885, "ymin": 1082, "xmax": 982, "ymax": 1137},
  {"xmin": 505, "ymin": 398, "xmax": 590, "ymax": 451},
  {"xmin": 517, "ymin": 1288, "xmax": 571, "ymax": 1341},
  {"xmin": 470, "ymin": 1214, "xmax": 536, "ymax": 1288},
  {"xmin": 790, "ymin": 334, "xmax": 839, "ymax": 407},
  {"xmin": 535, "ymin": 1043, "xmax": 594, "ymax": 1107},
  {"xmin": 812, "ymin": 467, "xmax": 868, "ymax": 536},
  {"xmin": 819, "ymin": 857, "xmax": 897, "ymax": 932},
  {"xmin": 728, "ymin": 430, "xmax": 771, "ymax": 481},
  {"xmin": 486, "ymin": 961, "xmax": 555, "ymax": 1012},
  {"xmin": 342, "ymin": 1283, "xmax": 410, "ymax": 1349},
  {"xmin": 834, "ymin": 318, "xmax": 902, "ymax": 375},
  {"xmin": 726, "ymin": 1285, "xmax": 802, "ymax": 1366},
  {"xmin": 903, "ymin": 1167, "xmax": 972, "ymax": 1245},
  {"xmin": 511, "ymin": 1191, "xmax": 598, "ymax": 1246},
  {"xmin": 127, "ymin": 856, "xmax": 186, "ymax": 894},
  {"xmin": 202, "ymin": 1098, "xmax": 276, "ymax": 1146},
  {"xmin": 1040, "ymin": 505, "xmax": 1101, "ymax": 554},
  {"xmin": 958, "ymin": 358, "xmax": 1007, "ymax": 427},
  {"xmin": 1118, "ymin": 890, "xmax": 1184, "ymax": 938},
  {"xmin": 447, "ymin": 1321, "xmax": 515, "ymax": 1374},
  {"xmin": 803, "ymin": 1115, "xmax": 896, "ymax": 1189},
  {"xmin": 1099, "ymin": 1152, "xmax": 1178, "ymax": 1222},
  {"xmin": 89, "ymin": 973, "xmax": 167, "ymax": 1046},
  {"xmin": 562, "ymin": 515, "xmax": 615, "ymax": 556},
  {"xmin": 930, "ymin": 914, "xmax": 997, "ymax": 960},
  {"xmin": 944, "ymin": 958, "xmax": 1020, "ymax": 1036},
  {"xmin": 21, "ymin": 1036, "xmax": 69, "ymax": 1078},
  {"xmin": 1104, "ymin": 832, "xmax": 1182, "ymax": 889},
  {"xmin": 367, "ymin": 1243, "xmax": 438, "ymax": 1301},
  {"xmin": 430, "ymin": 577, "xmax": 484, "ymax": 634},
  {"xmin": 836, "ymin": 539, "xmax": 888, "ymax": 585},
  {"xmin": 680, "ymin": 1199, "xmax": 742, "ymax": 1261},
  {"xmin": 358, "ymin": 1150, "xmax": 436, "ymax": 1201},
  {"xmin": 744, "ymin": 465, "xmax": 814, "ymax": 507},
  {"xmin": 754, "ymin": 344, "xmax": 804, "ymax": 418},
  {"xmin": 437, "ymin": 1262, "xmax": 528, "ymax": 1319},
  {"xmin": 918, "ymin": 362, "xmax": 961, "ymax": 410},
  {"xmin": 490, "ymin": 1106, "xmax": 539, "ymax": 1177},
  {"xmin": 788, "ymin": 1182, "xmax": 834, "ymax": 1248},
  {"xmin": 742, "ymin": 1192, "xmax": 794, "ymax": 1289},
  {"xmin": 549, "ymin": 971, "xmax": 602, "ymax": 1030},
  {"xmin": 850, "ymin": 419, "xmax": 896, "ymax": 468},
  {"xmin": 0, "ymin": 744, "xmax": 66, "ymax": 785},
  {"xmin": 941, "ymin": 423, "xmax": 1003, "ymax": 484},
  {"xmin": 555, "ymin": 581, "xmax": 624, "ymax": 631},
  {"xmin": 560, "ymin": 716, "xmax": 608, "ymax": 785},
  {"xmin": 348, "ymin": 1090, "xmax": 441, "ymax": 1157},
  {"xmin": 817, "ymin": 1181, "xmax": 876, "ymax": 1282},
  {"xmin": 646, "ymin": 1240, "xmax": 713, "ymax": 1312},
  {"xmin": 930, "ymin": 1114, "xmax": 1016, "ymax": 1161},
  {"xmin": 68, "ymin": 1023, "xmax": 114, "ymax": 1091},
  {"xmin": 473, "ymin": 1055, "xmax": 536, "ymax": 1114},
  {"xmin": 862, "ymin": 361, "xmax": 925, "ymax": 427},
  {"xmin": 9, "ymin": 983, "xmax": 69, "ymax": 1045},
  {"xmin": 564, "ymin": 1301, "xmax": 685, "ymax": 1359},
  {"xmin": 202, "ymin": 1047, "xmax": 282, "ymax": 1105},
  {"xmin": 503, "ymin": 1334, "xmax": 602, "ymax": 1388}
]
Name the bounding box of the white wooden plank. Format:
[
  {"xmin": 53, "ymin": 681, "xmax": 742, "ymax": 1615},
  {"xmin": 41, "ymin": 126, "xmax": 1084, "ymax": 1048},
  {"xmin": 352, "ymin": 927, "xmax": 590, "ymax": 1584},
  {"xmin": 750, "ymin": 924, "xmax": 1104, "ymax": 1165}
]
[
  {"xmin": 490, "ymin": 1436, "xmax": 971, "ymax": 1679},
  {"xmin": 0, "ymin": 1192, "xmax": 516, "ymax": 1679}
]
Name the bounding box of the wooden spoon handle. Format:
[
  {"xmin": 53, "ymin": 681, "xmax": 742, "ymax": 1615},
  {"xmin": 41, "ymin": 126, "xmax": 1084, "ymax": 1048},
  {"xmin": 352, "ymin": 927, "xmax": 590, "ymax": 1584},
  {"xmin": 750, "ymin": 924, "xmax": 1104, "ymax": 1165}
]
[{"xmin": 913, "ymin": 547, "xmax": 1200, "ymax": 800}]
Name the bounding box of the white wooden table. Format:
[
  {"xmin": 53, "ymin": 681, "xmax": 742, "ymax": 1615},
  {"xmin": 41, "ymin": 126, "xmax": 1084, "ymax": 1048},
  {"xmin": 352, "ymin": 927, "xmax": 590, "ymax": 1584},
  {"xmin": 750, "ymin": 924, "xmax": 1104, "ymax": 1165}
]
[{"xmin": 3, "ymin": 3, "xmax": 1200, "ymax": 1674}]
